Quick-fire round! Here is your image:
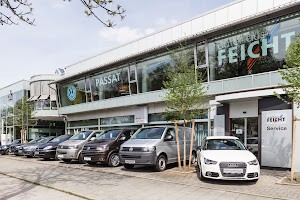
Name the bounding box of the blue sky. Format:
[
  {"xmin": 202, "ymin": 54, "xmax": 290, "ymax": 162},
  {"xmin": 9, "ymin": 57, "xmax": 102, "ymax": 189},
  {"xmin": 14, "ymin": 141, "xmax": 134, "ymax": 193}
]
[{"xmin": 0, "ymin": 0, "xmax": 235, "ymax": 89}]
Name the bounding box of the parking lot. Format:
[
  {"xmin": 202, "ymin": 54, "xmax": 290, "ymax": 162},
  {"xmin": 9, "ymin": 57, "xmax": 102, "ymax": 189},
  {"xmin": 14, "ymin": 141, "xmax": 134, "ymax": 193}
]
[{"xmin": 0, "ymin": 155, "xmax": 299, "ymax": 200}]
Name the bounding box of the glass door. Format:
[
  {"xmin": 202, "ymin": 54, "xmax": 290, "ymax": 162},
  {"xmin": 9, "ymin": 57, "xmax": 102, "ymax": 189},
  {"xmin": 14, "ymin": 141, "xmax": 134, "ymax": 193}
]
[{"xmin": 230, "ymin": 117, "xmax": 258, "ymax": 157}]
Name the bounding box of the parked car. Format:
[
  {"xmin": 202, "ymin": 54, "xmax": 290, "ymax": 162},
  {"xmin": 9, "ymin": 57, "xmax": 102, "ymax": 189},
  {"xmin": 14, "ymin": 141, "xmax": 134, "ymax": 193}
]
[
  {"xmin": 56, "ymin": 130, "xmax": 103, "ymax": 163},
  {"xmin": 197, "ymin": 136, "xmax": 260, "ymax": 181},
  {"xmin": 22, "ymin": 136, "xmax": 56, "ymax": 157},
  {"xmin": 119, "ymin": 126, "xmax": 198, "ymax": 172},
  {"xmin": 13, "ymin": 137, "xmax": 43, "ymax": 156},
  {"xmin": 35, "ymin": 134, "xmax": 74, "ymax": 160},
  {"xmin": 82, "ymin": 129, "xmax": 136, "ymax": 166},
  {"xmin": 0, "ymin": 139, "xmax": 21, "ymax": 155}
]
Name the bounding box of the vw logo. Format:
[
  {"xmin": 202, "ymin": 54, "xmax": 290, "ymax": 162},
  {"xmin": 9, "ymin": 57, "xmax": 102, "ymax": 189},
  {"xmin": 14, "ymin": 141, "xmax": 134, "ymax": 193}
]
[
  {"xmin": 228, "ymin": 163, "xmax": 238, "ymax": 168},
  {"xmin": 87, "ymin": 147, "xmax": 90, "ymax": 150},
  {"xmin": 129, "ymin": 147, "xmax": 133, "ymax": 152},
  {"xmin": 67, "ymin": 85, "xmax": 76, "ymax": 101}
]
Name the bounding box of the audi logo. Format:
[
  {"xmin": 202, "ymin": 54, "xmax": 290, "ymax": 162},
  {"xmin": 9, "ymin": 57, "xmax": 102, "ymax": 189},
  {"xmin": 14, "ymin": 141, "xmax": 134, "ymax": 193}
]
[{"xmin": 228, "ymin": 163, "xmax": 238, "ymax": 168}]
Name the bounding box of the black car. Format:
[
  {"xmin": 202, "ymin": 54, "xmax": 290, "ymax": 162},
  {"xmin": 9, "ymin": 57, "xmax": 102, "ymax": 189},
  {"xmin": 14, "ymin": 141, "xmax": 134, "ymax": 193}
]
[
  {"xmin": 22, "ymin": 136, "xmax": 56, "ymax": 157},
  {"xmin": 0, "ymin": 139, "xmax": 21, "ymax": 155},
  {"xmin": 35, "ymin": 134, "xmax": 73, "ymax": 160},
  {"xmin": 14, "ymin": 137, "xmax": 44, "ymax": 156}
]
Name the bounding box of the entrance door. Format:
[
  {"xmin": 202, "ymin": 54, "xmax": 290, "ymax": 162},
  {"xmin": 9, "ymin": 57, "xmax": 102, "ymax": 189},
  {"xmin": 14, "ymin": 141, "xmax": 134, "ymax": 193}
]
[
  {"xmin": 230, "ymin": 117, "xmax": 258, "ymax": 157},
  {"xmin": 6, "ymin": 126, "xmax": 13, "ymax": 143}
]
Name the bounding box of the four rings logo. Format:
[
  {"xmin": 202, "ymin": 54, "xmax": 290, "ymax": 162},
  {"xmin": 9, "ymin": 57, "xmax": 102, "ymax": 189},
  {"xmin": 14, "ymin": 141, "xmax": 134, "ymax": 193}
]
[{"xmin": 228, "ymin": 163, "xmax": 238, "ymax": 168}]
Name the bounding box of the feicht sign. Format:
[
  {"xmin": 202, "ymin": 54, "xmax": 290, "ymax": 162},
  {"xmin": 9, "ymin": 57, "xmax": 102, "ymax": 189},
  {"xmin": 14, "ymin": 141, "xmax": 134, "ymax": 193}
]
[{"xmin": 261, "ymin": 109, "xmax": 292, "ymax": 168}]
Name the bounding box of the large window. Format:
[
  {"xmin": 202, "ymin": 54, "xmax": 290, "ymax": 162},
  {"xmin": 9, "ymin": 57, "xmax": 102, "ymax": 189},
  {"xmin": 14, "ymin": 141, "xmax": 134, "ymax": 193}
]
[
  {"xmin": 90, "ymin": 66, "xmax": 129, "ymax": 101},
  {"xmin": 59, "ymin": 79, "xmax": 86, "ymax": 107},
  {"xmin": 208, "ymin": 12, "xmax": 300, "ymax": 81}
]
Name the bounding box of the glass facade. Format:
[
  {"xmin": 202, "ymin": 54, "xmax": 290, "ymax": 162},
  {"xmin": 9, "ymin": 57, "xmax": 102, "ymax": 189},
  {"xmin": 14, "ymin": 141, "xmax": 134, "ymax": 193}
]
[
  {"xmin": 57, "ymin": 12, "xmax": 300, "ymax": 110},
  {"xmin": 208, "ymin": 12, "xmax": 300, "ymax": 81}
]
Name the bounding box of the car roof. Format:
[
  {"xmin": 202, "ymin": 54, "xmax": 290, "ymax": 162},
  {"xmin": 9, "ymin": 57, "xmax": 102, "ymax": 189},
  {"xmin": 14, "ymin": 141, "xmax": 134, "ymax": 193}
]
[{"xmin": 205, "ymin": 136, "xmax": 239, "ymax": 140}]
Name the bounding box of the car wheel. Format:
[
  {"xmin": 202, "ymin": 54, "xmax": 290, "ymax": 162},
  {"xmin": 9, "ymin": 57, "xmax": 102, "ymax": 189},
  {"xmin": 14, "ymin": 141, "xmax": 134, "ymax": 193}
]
[
  {"xmin": 124, "ymin": 164, "xmax": 134, "ymax": 169},
  {"xmin": 78, "ymin": 153, "xmax": 84, "ymax": 164},
  {"xmin": 55, "ymin": 154, "xmax": 59, "ymax": 161},
  {"xmin": 87, "ymin": 161, "xmax": 97, "ymax": 165},
  {"xmin": 108, "ymin": 153, "xmax": 120, "ymax": 167},
  {"xmin": 4, "ymin": 149, "xmax": 9, "ymax": 155},
  {"xmin": 191, "ymin": 151, "xmax": 197, "ymax": 164},
  {"xmin": 62, "ymin": 159, "xmax": 72, "ymax": 163},
  {"xmin": 197, "ymin": 163, "xmax": 205, "ymax": 181},
  {"xmin": 154, "ymin": 155, "xmax": 167, "ymax": 172}
]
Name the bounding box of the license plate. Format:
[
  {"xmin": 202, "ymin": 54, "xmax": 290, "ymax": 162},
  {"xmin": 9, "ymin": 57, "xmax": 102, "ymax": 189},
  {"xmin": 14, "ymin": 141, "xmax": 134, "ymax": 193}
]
[
  {"xmin": 35, "ymin": 152, "xmax": 39, "ymax": 155},
  {"xmin": 84, "ymin": 157, "xmax": 91, "ymax": 161},
  {"xmin": 125, "ymin": 160, "xmax": 135, "ymax": 164},
  {"xmin": 223, "ymin": 168, "xmax": 243, "ymax": 174},
  {"xmin": 57, "ymin": 154, "xmax": 64, "ymax": 159}
]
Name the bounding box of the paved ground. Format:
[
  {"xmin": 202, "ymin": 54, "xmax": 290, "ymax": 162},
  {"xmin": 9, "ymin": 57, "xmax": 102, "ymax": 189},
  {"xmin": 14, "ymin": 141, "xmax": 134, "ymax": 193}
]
[
  {"xmin": 0, "ymin": 155, "xmax": 299, "ymax": 200},
  {"xmin": 0, "ymin": 174, "xmax": 82, "ymax": 200}
]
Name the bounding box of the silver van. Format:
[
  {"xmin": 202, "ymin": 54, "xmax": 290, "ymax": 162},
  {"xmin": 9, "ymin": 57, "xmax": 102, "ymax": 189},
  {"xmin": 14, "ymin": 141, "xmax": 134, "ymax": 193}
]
[
  {"xmin": 119, "ymin": 126, "xmax": 198, "ymax": 171},
  {"xmin": 56, "ymin": 130, "xmax": 103, "ymax": 163}
]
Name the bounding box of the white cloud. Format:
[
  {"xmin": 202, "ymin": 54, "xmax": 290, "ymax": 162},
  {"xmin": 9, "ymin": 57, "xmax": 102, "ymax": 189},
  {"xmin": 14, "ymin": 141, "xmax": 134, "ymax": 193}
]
[
  {"xmin": 99, "ymin": 26, "xmax": 155, "ymax": 44},
  {"xmin": 52, "ymin": 2, "xmax": 68, "ymax": 9},
  {"xmin": 156, "ymin": 17, "xmax": 178, "ymax": 28}
]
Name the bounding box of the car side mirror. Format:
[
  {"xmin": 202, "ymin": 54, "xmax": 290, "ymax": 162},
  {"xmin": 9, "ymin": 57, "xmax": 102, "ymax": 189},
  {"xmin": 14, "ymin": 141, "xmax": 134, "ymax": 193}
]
[
  {"xmin": 119, "ymin": 136, "xmax": 126, "ymax": 141},
  {"xmin": 247, "ymin": 146, "xmax": 253, "ymax": 151},
  {"xmin": 90, "ymin": 137, "xmax": 96, "ymax": 141},
  {"xmin": 197, "ymin": 146, "xmax": 202, "ymax": 151},
  {"xmin": 164, "ymin": 135, "xmax": 173, "ymax": 141}
]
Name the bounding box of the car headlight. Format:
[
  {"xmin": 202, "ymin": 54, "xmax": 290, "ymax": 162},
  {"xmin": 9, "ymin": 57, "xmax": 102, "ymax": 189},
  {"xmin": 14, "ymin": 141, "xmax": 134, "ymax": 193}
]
[
  {"xmin": 68, "ymin": 145, "xmax": 79, "ymax": 149},
  {"xmin": 142, "ymin": 146, "xmax": 156, "ymax": 152},
  {"xmin": 29, "ymin": 146, "xmax": 36, "ymax": 150},
  {"xmin": 248, "ymin": 159, "xmax": 259, "ymax": 165},
  {"xmin": 18, "ymin": 147, "xmax": 23, "ymax": 150},
  {"xmin": 96, "ymin": 146, "xmax": 109, "ymax": 152},
  {"xmin": 204, "ymin": 158, "xmax": 218, "ymax": 165},
  {"xmin": 43, "ymin": 146, "xmax": 53, "ymax": 150}
]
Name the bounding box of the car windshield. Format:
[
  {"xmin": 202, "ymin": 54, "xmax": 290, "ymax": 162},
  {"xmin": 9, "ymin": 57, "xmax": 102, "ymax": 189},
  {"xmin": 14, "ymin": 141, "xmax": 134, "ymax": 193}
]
[
  {"xmin": 29, "ymin": 138, "xmax": 43, "ymax": 144},
  {"xmin": 97, "ymin": 130, "xmax": 121, "ymax": 140},
  {"xmin": 132, "ymin": 127, "xmax": 165, "ymax": 139},
  {"xmin": 12, "ymin": 139, "xmax": 20, "ymax": 144},
  {"xmin": 51, "ymin": 135, "xmax": 71, "ymax": 143},
  {"xmin": 70, "ymin": 131, "xmax": 93, "ymax": 140},
  {"xmin": 39, "ymin": 137, "xmax": 53, "ymax": 143},
  {"xmin": 204, "ymin": 139, "xmax": 246, "ymax": 150}
]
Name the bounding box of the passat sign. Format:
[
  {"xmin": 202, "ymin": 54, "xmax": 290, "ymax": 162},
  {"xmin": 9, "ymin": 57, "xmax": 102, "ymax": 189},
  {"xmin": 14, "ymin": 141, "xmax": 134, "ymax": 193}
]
[{"xmin": 261, "ymin": 109, "xmax": 292, "ymax": 168}]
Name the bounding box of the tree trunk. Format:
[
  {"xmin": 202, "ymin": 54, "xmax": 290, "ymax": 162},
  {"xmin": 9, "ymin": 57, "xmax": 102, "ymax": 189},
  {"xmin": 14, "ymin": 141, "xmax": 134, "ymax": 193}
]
[
  {"xmin": 188, "ymin": 120, "xmax": 195, "ymax": 169},
  {"xmin": 183, "ymin": 120, "xmax": 186, "ymax": 170},
  {"xmin": 175, "ymin": 121, "xmax": 181, "ymax": 170}
]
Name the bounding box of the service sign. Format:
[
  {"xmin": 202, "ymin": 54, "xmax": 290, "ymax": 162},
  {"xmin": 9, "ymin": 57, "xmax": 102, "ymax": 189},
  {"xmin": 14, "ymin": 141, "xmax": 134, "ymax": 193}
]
[{"xmin": 261, "ymin": 109, "xmax": 292, "ymax": 168}]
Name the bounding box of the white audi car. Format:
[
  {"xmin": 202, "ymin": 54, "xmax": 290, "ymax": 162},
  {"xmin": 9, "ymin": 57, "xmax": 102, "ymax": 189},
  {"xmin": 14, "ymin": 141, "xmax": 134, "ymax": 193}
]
[{"xmin": 197, "ymin": 136, "xmax": 260, "ymax": 181}]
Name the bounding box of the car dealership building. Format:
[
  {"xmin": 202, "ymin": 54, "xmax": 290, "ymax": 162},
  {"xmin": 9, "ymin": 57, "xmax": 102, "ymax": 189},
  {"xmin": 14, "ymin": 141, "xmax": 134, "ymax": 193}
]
[{"xmin": 1, "ymin": 0, "xmax": 300, "ymax": 171}]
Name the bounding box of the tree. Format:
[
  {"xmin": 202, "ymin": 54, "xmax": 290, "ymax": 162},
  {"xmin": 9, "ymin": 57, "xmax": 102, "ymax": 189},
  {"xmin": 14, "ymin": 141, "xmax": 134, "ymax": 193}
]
[
  {"xmin": 274, "ymin": 33, "xmax": 300, "ymax": 106},
  {"xmin": 13, "ymin": 96, "xmax": 37, "ymax": 143},
  {"xmin": 0, "ymin": 0, "xmax": 125, "ymax": 27},
  {"xmin": 274, "ymin": 27, "xmax": 300, "ymax": 182},
  {"xmin": 162, "ymin": 44, "xmax": 215, "ymax": 170}
]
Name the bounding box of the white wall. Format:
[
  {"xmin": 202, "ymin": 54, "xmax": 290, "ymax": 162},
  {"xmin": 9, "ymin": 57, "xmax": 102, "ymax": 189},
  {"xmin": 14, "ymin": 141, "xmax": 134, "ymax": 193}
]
[{"xmin": 229, "ymin": 100, "xmax": 258, "ymax": 118}]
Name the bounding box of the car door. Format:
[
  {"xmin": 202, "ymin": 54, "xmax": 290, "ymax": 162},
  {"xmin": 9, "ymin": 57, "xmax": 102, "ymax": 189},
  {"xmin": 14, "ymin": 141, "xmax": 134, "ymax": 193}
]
[{"xmin": 164, "ymin": 128, "xmax": 177, "ymax": 163}]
